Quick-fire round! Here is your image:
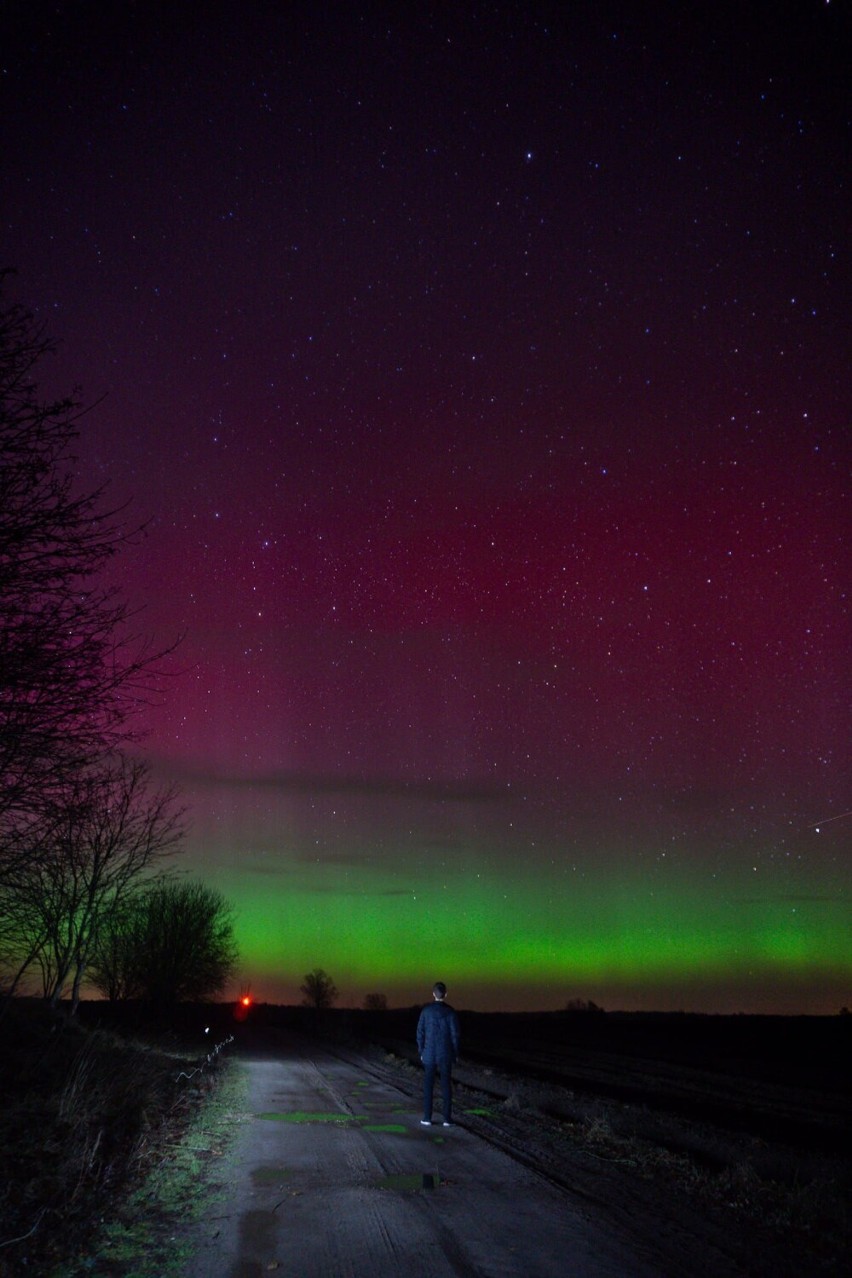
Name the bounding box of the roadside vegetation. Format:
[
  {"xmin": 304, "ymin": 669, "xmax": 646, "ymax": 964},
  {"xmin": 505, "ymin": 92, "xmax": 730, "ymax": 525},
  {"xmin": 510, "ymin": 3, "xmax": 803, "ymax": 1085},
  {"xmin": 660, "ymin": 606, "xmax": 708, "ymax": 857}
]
[
  {"xmin": 0, "ymin": 1000, "xmax": 237, "ymax": 1276},
  {"xmin": 0, "ymin": 280, "xmax": 242, "ymax": 1274}
]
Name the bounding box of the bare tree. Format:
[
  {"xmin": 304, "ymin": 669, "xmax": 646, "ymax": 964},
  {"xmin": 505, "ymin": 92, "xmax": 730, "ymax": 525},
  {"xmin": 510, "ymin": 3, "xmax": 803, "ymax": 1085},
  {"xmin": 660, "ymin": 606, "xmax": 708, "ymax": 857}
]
[
  {"xmin": 0, "ymin": 278, "xmax": 176, "ymax": 885},
  {"xmin": 300, "ymin": 968, "xmax": 338, "ymax": 1010},
  {"xmin": 90, "ymin": 878, "xmax": 239, "ymax": 1006},
  {"xmin": 1, "ymin": 756, "xmax": 182, "ymax": 1010},
  {"xmin": 79, "ymin": 893, "xmax": 139, "ymax": 1003},
  {"xmin": 0, "ymin": 847, "xmax": 48, "ymax": 997}
]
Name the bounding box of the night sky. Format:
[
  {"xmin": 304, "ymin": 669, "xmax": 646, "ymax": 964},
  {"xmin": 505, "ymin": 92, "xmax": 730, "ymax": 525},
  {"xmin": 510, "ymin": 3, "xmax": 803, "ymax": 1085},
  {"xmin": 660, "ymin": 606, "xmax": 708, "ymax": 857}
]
[{"xmin": 2, "ymin": 1, "xmax": 849, "ymax": 1012}]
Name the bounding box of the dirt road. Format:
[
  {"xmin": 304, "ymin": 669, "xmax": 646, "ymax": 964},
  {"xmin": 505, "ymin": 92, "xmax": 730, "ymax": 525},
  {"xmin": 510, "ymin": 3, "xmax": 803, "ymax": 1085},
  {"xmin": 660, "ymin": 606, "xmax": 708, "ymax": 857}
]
[{"xmin": 179, "ymin": 1036, "xmax": 661, "ymax": 1277}]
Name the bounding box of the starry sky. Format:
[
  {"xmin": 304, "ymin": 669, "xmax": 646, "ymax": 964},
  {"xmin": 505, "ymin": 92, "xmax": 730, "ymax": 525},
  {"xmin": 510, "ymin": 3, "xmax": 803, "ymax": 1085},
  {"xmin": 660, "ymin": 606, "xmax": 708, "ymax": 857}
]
[{"xmin": 2, "ymin": 1, "xmax": 849, "ymax": 1012}]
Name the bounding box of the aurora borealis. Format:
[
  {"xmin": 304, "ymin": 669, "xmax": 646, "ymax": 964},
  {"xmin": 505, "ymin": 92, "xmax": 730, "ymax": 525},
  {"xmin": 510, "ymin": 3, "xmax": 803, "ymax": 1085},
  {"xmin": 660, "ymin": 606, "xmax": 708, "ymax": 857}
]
[{"xmin": 1, "ymin": 2, "xmax": 848, "ymax": 1011}]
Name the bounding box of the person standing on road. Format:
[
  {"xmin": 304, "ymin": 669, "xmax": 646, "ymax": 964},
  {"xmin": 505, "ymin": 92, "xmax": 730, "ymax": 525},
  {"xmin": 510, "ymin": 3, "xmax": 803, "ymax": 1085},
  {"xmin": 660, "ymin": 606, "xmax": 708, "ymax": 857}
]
[{"xmin": 417, "ymin": 981, "xmax": 461, "ymax": 1127}]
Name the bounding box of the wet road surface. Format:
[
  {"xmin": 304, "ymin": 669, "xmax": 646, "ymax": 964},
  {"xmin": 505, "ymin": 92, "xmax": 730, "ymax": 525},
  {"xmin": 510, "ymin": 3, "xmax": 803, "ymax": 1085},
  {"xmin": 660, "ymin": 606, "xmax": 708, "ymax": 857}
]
[{"xmin": 181, "ymin": 1037, "xmax": 661, "ymax": 1277}]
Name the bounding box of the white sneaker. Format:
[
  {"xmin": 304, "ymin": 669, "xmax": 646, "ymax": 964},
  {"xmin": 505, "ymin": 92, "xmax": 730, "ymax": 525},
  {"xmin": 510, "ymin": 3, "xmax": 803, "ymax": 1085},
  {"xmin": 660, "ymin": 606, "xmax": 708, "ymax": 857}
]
[{"xmin": 420, "ymin": 1119, "xmax": 432, "ymax": 1126}]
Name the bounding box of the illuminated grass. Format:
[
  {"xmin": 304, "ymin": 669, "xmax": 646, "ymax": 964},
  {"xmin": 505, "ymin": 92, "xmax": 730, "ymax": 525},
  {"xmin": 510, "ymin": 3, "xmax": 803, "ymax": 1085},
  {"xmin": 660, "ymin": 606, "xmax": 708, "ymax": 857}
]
[{"xmin": 90, "ymin": 1056, "xmax": 249, "ymax": 1278}]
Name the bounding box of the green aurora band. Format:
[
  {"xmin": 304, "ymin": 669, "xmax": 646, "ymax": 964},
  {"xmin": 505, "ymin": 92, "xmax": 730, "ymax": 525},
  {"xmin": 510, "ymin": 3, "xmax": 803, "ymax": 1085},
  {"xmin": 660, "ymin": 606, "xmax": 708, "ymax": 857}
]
[{"xmin": 200, "ymin": 850, "xmax": 849, "ymax": 1012}]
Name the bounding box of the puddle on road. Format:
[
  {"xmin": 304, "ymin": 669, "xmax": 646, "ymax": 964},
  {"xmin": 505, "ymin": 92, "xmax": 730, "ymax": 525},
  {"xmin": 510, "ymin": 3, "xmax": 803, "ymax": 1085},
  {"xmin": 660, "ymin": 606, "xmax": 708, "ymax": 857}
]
[
  {"xmin": 256, "ymin": 1111, "xmax": 354, "ymax": 1124},
  {"xmin": 376, "ymin": 1172, "xmax": 443, "ymax": 1192},
  {"xmin": 256, "ymin": 1112, "xmax": 411, "ymax": 1133},
  {"xmin": 250, "ymin": 1167, "xmax": 446, "ymax": 1197},
  {"xmin": 251, "ymin": 1166, "xmax": 292, "ymax": 1185}
]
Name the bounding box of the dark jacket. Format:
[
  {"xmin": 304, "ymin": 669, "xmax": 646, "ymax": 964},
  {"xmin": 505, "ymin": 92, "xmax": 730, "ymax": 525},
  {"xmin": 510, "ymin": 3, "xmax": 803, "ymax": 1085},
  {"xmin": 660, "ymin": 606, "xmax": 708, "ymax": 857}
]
[{"xmin": 416, "ymin": 1000, "xmax": 460, "ymax": 1064}]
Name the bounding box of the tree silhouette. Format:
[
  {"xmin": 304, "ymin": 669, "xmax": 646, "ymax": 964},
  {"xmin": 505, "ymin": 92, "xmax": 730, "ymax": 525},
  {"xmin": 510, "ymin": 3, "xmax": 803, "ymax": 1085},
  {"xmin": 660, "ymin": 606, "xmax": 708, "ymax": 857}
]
[
  {"xmin": 300, "ymin": 967, "xmax": 338, "ymax": 1009},
  {"xmin": 0, "ymin": 276, "xmax": 176, "ymax": 885},
  {"xmin": 363, "ymin": 992, "xmax": 387, "ymax": 1011},
  {"xmin": 1, "ymin": 757, "xmax": 182, "ymax": 1009},
  {"xmin": 0, "ymin": 276, "xmax": 183, "ymax": 1013},
  {"xmin": 90, "ymin": 878, "xmax": 238, "ymax": 1006},
  {"xmin": 563, "ymin": 998, "xmax": 605, "ymax": 1014}
]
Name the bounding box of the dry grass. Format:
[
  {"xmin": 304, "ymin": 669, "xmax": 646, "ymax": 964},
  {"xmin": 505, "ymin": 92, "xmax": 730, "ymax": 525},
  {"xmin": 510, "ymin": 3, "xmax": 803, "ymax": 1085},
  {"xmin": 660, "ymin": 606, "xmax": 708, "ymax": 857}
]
[{"xmin": 0, "ymin": 1000, "xmax": 224, "ymax": 1277}]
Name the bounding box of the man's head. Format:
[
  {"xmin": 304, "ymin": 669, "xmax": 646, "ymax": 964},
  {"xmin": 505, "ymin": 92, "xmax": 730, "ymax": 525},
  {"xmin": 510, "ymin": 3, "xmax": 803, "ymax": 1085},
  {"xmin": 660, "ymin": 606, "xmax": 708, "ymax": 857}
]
[{"xmin": 432, "ymin": 981, "xmax": 447, "ymax": 1000}]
